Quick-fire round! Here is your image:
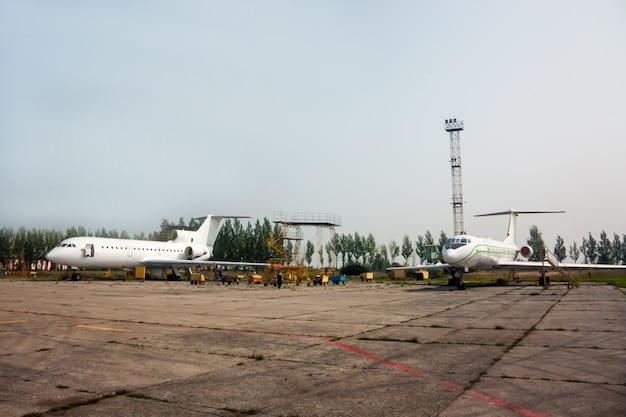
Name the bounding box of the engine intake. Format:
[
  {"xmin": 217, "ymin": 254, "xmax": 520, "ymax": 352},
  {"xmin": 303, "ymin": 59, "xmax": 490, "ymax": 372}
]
[
  {"xmin": 185, "ymin": 246, "xmax": 208, "ymax": 260},
  {"xmin": 520, "ymin": 245, "xmax": 534, "ymax": 259}
]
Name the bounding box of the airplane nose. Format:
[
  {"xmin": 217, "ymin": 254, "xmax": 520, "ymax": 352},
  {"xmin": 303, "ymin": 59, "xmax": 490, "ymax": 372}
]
[
  {"xmin": 46, "ymin": 248, "xmax": 60, "ymax": 263},
  {"xmin": 442, "ymin": 248, "xmax": 458, "ymax": 264}
]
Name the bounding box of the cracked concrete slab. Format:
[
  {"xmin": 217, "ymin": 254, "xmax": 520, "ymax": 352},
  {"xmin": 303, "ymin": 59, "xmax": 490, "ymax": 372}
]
[{"xmin": 0, "ymin": 280, "xmax": 624, "ymax": 417}]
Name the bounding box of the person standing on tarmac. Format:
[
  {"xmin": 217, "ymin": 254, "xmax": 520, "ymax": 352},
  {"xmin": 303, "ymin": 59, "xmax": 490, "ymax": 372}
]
[{"xmin": 276, "ymin": 269, "xmax": 283, "ymax": 289}]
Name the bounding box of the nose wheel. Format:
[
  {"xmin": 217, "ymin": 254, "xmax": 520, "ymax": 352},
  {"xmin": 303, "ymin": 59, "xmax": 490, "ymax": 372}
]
[{"xmin": 447, "ymin": 270, "xmax": 465, "ymax": 290}]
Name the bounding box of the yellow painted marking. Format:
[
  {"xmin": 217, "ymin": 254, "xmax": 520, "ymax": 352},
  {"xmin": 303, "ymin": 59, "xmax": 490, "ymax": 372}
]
[
  {"xmin": 76, "ymin": 324, "xmax": 134, "ymax": 333},
  {"xmin": 0, "ymin": 320, "xmax": 27, "ymax": 324}
]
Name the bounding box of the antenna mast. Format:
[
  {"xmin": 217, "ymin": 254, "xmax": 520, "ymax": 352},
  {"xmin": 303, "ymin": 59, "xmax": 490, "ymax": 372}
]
[{"xmin": 445, "ymin": 118, "xmax": 465, "ymax": 236}]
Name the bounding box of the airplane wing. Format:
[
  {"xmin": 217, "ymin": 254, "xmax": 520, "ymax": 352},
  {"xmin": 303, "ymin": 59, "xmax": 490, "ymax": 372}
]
[
  {"xmin": 387, "ymin": 263, "xmax": 451, "ymax": 271},
  {"xmin": 140, "ymin": 258, "xmax": 273, "ymax": 269},
  {"xmin": 494, "ymin": 260, "xmax": 626, "ymax": 270}
]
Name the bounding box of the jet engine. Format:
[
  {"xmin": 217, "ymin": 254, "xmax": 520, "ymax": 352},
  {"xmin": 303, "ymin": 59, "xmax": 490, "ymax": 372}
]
[
  {"xmin": 519, "ymin": 245, "xmax": 534, "ymax": 259},
  {"xmin": 185, "ymin": 246, "xmax": 208, "ymax": 259},
  {"xmin": 170, "ymin": 230, "xmax": 195, "ymax": 243}
]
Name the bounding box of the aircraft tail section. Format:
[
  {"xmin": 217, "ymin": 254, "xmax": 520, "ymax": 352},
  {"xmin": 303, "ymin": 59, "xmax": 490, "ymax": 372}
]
[
  {"xmin": 475, "ymin": 209, "xmax": 564, "ymax": 245},
  {"xmin": 196, "ymin": 215, "xmax": 252, "ymax": 247}
]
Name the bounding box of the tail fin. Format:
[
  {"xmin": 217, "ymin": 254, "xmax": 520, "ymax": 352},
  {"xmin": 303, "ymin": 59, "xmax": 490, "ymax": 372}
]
[
  {"xmin": 195, "ymin": 215, "xmax": 252, "ymax": 247},
  {"xmin": 475, "ymin": 209, "xmax": 564, "ymax": 245}
]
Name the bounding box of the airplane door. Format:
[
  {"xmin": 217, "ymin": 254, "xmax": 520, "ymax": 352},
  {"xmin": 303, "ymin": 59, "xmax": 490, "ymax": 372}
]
[
  {"xmin": 126, "ymin": 246, "xmax": 133, "ymax": 257},
  {"xmin": 84, "ymin": 244, "xmax": 94, "ymax": 257}
]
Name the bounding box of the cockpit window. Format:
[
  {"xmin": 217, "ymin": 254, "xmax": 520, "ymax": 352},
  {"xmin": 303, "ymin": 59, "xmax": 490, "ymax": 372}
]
[{"xmin": 445, "ymin": 237, "xmax": 471, "ymax": 249}]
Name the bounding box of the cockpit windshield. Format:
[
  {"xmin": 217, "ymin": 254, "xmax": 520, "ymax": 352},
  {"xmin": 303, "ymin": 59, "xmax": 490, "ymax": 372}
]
[
  {"xmin": 445, "ymin": 237, "xmax": 471, "ymax": 250},
  {"xmin": 57, "ymin": 243, "xmax": 76, "ymax": 248}
]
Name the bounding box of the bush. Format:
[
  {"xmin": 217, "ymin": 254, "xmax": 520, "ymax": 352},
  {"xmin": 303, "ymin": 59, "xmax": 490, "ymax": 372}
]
[{"xmin": 340, "ymin": 263, "xmax": 367, "ymax": 276}]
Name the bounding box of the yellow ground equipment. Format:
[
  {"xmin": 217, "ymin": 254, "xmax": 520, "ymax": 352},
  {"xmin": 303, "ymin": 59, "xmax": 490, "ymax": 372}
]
[
  {"xmin": 126, "ymin": 266, "xmax": 146, "ymax": 281},
  {"xmin": 190, "ymin": 272, "xmax": 205, "ymax": 285}
]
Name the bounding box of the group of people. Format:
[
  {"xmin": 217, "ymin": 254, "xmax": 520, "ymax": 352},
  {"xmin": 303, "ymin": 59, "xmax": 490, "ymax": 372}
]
[{"xmin": 209, "ymin": 266, "xmax": 284, "ymax": 288}]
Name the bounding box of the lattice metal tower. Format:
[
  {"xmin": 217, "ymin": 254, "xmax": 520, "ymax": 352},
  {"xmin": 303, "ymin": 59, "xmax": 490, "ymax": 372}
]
[
  {"xmin": 445, "ymin": 118, "xmax": 465, "ymax": 236},
  {"xmin": 273, "ymin": 212, "xmax": 341, "ymax": 268}
]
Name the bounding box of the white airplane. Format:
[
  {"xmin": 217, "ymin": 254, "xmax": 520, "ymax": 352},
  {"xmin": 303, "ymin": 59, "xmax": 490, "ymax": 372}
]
[
  {"xmin": 389, "ymin": 209, "xmax": 626, "ymax": 289},
  {"xmin": 46, "ymin": 215, "xmax": 271, "ymax": 280}
]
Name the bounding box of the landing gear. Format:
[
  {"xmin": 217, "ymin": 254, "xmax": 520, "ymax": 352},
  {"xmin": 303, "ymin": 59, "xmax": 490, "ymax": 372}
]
[
  {"xmin": 447, "ymin": 269, "xmax": 465, "ymax": 290},
  {"xmin": 71, "ymin": 272, "xmax": 82, "ymax": 281}
]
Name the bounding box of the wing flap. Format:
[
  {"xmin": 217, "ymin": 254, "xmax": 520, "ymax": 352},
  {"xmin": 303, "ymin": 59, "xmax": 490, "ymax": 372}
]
[
  {"xmin": 495, "ymin": 260, "xmax": 626, "ymax": 270},
  {"xmin": 140, "ymin": 258, "xmax": 272, "ymax": 268},
  {"xmin": 387, "ymin": 263, "xmax": 451, "ymax": 271}
]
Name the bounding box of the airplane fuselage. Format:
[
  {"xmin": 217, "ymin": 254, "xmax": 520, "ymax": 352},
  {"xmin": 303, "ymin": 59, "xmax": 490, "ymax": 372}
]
[
  {"xmin": 46, "ymin": 236, "xmax": 205, "ymax": 269},
  {"xmin": 442, "ymin": 235, "xmax": 519, "ymax": 269}
]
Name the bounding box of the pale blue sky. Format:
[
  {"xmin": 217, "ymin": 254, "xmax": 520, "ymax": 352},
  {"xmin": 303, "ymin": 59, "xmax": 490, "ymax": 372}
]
[{"xmin": 1, "ymin": 0, "xmax": 625, "ymax": 255}]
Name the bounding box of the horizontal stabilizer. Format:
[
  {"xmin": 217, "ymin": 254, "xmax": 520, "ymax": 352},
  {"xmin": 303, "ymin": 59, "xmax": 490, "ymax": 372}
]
[
  {"xmin": 475, "ymin": 209, "xmax": 565, "ymax": 217},
  {"xmin": 474, "ymin": 209, "xmax": 565, "ymax": 245}
]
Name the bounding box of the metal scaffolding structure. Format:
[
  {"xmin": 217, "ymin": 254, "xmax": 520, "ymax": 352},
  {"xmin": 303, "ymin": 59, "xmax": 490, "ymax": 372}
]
[
  {"xmin": 273, "ymin": 212, "xmax": 341, "ymax": 267},
  {"xmin": 445, "ymin": 118, "xmax": 465, "ymax": 236}
]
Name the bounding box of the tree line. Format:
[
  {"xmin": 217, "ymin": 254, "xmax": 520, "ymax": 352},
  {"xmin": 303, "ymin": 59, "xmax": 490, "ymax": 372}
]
[{"xmin": 0, "ymin": 217, "xmax": 624, "ymax": 272}]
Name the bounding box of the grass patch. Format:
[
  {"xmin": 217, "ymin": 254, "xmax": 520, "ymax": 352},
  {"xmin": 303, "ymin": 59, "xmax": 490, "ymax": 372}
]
[{"xmin": 55, "ymin": 384, "xmax": 69, "ymax": 389}]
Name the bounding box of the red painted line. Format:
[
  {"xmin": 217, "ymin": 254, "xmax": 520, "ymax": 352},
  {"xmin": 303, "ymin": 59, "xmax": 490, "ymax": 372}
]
[
  {"xmin": 438, "ymin": 380, "xmax": 465, "ymax": 393},
  {"xmin": 3, "ymin": 308, "xmax": 548, "ymax": 417},
  {"xmin": 382, "ymin": 360, "xmax": 423, "ymax": 375},
  {"xmin": 330, "ymin": 340, "xmax": 383, "ymax": 362},
  {"xmin": 327, "ymin": 339, "xmax": 549, "ymax": 417}
]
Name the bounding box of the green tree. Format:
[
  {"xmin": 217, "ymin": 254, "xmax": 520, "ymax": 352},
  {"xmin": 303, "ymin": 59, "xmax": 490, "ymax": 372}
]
[
  {"xmin": 0, "ymin": 228, "xmax": 16, "ymax": 269},
  {"xmin": 343, "ymin": 234, "xmax": 354, "ymax": 264},
  {"xmin": 364, "ymin": 233, "xmax": 376, "ymax": 267},
  {"xmin": 387, "ymin": 240, "xmax": 399, "ymax": 265},
  {"xmin": 372, "ymin": 244, "xmax": 389, "ymax": 271},
  {"xmin": 553, "ymin": 235, "xmax": 566, "ymax": 262},
  {"xmin": 581, "ymin": 233, "xmax": 598, "ymax": 264},
  {"xmin": 325, "ymin": 241, "xmax": 334, "ymax": 268},
  {"xmin": 415, "ymin": 235, "xmax": 425, "ymax": 263},
  {"xmin": 437, "ymin": 231, "xmax": 448, "ymax": 263},
  {"xmin": 29, "ymin": 229, "xmax": 49, "ymax": 268},
  {"xmin": 597, "ymin": 231, "xmax": 613, "ymax": 264},
  {"xmin": 188, "ymin": 217, "xmax": 201, "ymax": 229},
  {"xmin": 305, "ymin": 240, "xmax": 315, "ymax": 267},
  {"xmin": 526, "ymin": 225, "xmax": 545, "ymax": 262},
  {"xmin": 327, "ymin": 234, "xmax": 338, "ymax": 268},
  {"xmin": 424, "ymin": 230, "xmax": 435, "ymax": 246},
  {"xmin": 351, "ymin": 233, "xmax": 365, "ymax": 264},
  {"xmin": 44, "ymin": 229, "xmax": 64, "ymax": 254},
  {"xmin": 568, "ymin": 241, "xmax": 580, "ymax": 263},
  {"xmin": 13, "ymin": 227, "xmax": 28, "ymax": 270},
  {"xmin": 401, "ymin": 235, "xmax": 413, "ymax": 265},
  {"xmin": 336, "ymin": 235, "xmax": 348, "ymax": 267},
  {"xmin": 612, "ymin": 233, "xmax": 624, "ymax": 265}
]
